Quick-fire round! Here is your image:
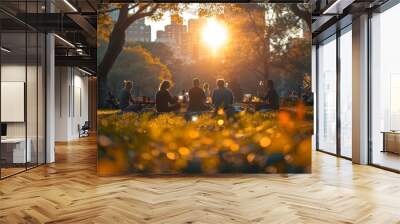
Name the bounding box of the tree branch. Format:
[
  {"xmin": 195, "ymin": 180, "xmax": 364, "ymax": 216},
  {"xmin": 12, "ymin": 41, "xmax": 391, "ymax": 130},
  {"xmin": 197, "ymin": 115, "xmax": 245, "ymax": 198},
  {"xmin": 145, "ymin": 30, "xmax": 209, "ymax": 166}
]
[
  {"xmin": 98, "ymin": 6, "xmax": 120, "ymax": 15},
  {"xmin": 121, "ymin": 4, "xmax": 159, "ymax": 31},
  {"xmin": 289, "ymin": 4, "xmax": 311, "ymax": 31}
]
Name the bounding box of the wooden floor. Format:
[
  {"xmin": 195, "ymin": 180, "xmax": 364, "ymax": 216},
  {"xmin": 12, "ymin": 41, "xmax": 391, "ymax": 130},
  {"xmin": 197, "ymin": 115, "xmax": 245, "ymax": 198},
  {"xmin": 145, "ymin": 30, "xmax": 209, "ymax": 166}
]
[{"xmin": 0, "ymin": 136, "xmax": 400, "ymax": 224}]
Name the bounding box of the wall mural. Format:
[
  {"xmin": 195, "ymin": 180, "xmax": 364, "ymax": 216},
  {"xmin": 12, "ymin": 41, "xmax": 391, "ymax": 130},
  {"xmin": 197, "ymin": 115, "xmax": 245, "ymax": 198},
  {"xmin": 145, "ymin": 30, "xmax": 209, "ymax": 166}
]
[{"xmin": 97, "ymin": 3, "xmax": 313, "ymax": 175}]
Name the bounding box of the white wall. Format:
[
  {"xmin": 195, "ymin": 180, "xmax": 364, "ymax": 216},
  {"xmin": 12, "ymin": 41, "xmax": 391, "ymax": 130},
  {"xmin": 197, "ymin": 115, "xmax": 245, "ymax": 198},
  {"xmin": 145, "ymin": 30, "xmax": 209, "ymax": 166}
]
[{"xmin": 55, "ymin": 67, "xmax": 89, "ymax": 141}]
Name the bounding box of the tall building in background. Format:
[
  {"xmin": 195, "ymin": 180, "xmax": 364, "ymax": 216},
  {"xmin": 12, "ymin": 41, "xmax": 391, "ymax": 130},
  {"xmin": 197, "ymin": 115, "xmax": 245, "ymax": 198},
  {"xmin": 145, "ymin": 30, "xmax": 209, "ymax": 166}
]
[
  {"xmin": 126, "ymin": 18, "xmax": 151, "ymax": 43},
  {"xmin": 156, "ymin": 15, "xmax": 189, "ymax": 62},
  {"xmin": 187, "ymin": 18, "xmax": 207, "ymax": 61}
]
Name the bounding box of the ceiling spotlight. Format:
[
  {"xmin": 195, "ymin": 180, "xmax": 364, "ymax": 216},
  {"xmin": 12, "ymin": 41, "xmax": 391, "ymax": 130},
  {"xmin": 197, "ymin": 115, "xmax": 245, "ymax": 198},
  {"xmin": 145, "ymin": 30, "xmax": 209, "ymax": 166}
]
[
  {"xmin": 63, "ymin": 0, "xmax": 78, "ymax": 12},
  {"xmin": 1, "ymin": 47, "xmax": 11, "ymax": 53}
]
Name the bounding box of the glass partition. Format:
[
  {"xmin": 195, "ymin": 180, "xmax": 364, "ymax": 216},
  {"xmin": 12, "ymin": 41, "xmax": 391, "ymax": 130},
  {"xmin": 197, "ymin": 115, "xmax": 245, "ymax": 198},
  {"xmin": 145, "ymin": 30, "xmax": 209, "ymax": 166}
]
[
  {"xmin": 38, "ymin": 32, "xmax": 45, "ymax": 165},
  {"xmin": 27, "ymin": 31, "xmax": 38, "ymax": 169},
  {"xmin": 1, "ymin": 31, "xmax": 28, "ymax": 177},
  {"xmin": 0, "ymin": 1, "xmax": 46, "ymax": 179}
]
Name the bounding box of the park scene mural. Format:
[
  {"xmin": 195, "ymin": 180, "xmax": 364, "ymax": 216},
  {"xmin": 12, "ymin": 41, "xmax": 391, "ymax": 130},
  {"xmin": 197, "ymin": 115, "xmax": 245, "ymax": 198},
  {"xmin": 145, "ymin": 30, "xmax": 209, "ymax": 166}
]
[{"xmin": 97, "ymin": 3, "xmax": 313, "ymax": 175}]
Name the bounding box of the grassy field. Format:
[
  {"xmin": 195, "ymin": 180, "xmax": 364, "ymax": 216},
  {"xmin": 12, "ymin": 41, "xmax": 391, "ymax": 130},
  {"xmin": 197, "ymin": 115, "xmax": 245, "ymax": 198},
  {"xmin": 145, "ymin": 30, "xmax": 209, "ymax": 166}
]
[{"xmin": 97, "ymin": 106, "xmax": 313, "ymax": 175}]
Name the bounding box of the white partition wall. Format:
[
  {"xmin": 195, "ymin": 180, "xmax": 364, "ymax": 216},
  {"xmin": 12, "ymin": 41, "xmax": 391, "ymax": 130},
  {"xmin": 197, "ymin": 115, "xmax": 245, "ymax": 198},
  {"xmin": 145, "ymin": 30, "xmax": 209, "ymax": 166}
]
[{"xmin": 55, "ymin": 67, "xmax": 89, "ymax": 141}]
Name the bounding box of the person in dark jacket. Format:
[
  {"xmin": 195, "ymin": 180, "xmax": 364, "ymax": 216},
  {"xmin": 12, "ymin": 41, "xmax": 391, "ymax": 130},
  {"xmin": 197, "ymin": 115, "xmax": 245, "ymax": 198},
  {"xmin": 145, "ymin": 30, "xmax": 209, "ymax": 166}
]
[
  {"xmin": 119, "ymin": 80, "xmax": 142, "ymax": 112},
  {"xmin": 257, "ymin": 80, "xmax": 279, "ymax": 111},
  {"xmin": 188, "ymin": 78, "xmax": 208, "ymax": 112},
  {"xmin": 212, "ymin": 79, "xmax": 234, "ymax": 110},
  {"xmin": 155, "ymin": 80, "xmax": 180, "ymax": 112}
]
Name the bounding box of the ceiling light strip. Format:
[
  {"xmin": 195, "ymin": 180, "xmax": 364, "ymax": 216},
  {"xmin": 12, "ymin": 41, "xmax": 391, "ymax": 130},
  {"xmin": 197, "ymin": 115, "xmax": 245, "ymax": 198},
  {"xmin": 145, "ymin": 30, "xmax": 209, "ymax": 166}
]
[
  {"xmin": 78, "ymin": 67, "xmax": 93, "ymax": 76},
  {"xmin": 54, "ymin": 34, "xmax": 75, "ymax": 48},
  {"xmin": 1, "ymin": 47, "xmax": 11, "ymax": 53},
  {"xmin": 63, "ymin": 0, "xmax": 78, "ymax": 12}
]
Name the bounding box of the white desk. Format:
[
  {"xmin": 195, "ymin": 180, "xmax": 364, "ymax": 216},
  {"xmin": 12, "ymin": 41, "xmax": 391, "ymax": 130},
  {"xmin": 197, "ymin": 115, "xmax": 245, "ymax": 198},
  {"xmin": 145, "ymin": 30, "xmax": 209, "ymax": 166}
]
[{"xmin": 1, "ymin": 138, "xmax": 31, "ymax": 163}]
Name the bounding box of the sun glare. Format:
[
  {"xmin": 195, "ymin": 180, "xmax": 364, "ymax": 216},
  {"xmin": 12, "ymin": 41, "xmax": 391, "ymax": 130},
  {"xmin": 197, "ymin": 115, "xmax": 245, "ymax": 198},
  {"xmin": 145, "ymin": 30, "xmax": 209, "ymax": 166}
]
[{"xmin": 202, "ymin": 18, "xmax": 228, "ymax": 53}]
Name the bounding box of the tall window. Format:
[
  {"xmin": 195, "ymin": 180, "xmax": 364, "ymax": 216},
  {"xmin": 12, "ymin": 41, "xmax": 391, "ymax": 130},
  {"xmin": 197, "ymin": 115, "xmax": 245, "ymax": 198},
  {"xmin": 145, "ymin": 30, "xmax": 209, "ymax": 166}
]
[
  {"xmin": 371, "ymin": 3, "xmax": 400, "ymax": 171},
  {"xmin": 339, "ymin": 27, "xmax": 352, "ymax": 158},
  {"xmin": 317, "ymin": 36, "xmax": 337, "ymax": 154}
]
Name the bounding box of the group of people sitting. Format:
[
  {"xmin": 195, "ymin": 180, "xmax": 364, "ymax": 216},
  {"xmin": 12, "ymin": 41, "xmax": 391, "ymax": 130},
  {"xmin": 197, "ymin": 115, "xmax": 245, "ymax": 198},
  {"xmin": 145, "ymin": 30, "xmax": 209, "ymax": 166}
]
[
  {"xmin": 118, "ymin": 78, "xmax": 279, "ymax": 113},
  {"xmin": 156, "ymin": 78, "xmax": 234, "ymax": 113}
]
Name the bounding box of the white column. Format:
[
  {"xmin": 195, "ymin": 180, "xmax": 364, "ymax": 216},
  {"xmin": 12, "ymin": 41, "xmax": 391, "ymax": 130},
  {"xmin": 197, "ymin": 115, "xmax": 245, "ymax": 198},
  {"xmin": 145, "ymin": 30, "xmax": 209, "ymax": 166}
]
[
  {"xmin": 352, "ymin": 14, "xmax": 369, "ymax": 164},
  {"xmin": 46, "ymin": 33, "xmax": 55, "ymax": 163}
]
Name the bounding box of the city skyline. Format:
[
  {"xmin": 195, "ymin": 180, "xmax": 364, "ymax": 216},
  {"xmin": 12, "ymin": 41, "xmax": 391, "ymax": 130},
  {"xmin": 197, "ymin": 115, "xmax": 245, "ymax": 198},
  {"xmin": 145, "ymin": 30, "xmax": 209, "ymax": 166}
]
[{"xmin": 145, "ymin": 9, "xmax": 198, "ymax": 41}]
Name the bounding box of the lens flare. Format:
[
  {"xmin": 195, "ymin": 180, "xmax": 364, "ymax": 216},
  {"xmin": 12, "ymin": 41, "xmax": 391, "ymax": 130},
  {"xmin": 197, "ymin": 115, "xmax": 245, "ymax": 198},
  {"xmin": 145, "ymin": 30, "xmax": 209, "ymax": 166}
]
[{"xmin": 202, "ymin": 18, "xmax": 228, "ymax": 53}]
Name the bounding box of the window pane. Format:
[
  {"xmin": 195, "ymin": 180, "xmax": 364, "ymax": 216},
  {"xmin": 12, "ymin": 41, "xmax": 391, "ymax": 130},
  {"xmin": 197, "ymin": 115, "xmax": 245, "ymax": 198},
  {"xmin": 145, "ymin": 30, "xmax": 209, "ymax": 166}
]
[
  {"xmin": 1, "ymin": 31, "xmax": 28, "ymax": 177},
  {"xmin": 371, "ymin": 4, "xmax": 400, "ymax": 171},
  {"xmin": 27, "ymin": 31, "xmax": 38, "ymax": 169},
  {"xmin": 340, "ymin": 29, "xmax": 352, "ymax": 158},
  {"xmin": 318, "ymin": 36, "xmax": 337, "ymax": 154},
  {"xmin": 38, "ymin": 33, "xmax": 45, "ymax": 165}
]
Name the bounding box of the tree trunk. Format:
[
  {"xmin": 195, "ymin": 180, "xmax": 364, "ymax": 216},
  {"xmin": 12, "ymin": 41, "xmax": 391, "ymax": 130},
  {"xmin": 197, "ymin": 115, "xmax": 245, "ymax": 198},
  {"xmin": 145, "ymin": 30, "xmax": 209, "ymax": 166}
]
[
  {"xmin": 263, "ymin": 32, "xmax": 271, "ymax": 81},
  {"xmin": 97, "ymin": 26, "xmax": 126, "ymax": 108}
]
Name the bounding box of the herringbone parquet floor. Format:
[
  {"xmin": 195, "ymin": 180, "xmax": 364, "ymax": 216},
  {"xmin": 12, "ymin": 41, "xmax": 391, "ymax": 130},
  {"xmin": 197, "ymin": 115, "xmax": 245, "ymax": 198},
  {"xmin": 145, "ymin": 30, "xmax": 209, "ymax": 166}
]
[{"xmin": 1, "ymin": 136, "xmax": 400, "ymax": 224}]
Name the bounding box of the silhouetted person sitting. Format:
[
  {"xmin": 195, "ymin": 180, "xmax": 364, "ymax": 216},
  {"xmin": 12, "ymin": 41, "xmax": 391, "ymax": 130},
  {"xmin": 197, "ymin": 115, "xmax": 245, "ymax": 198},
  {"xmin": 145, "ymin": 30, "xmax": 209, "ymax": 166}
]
[
  {"xmin": 106, "ymin": 91, "xmax": 118, "ymax": 109},
  {"xmin": 156, "ymin": 80, "xmax": 180, "ymax": 113},
  {"xmin": 212, "ymin": 79, "xmax": 234, "ymax": 110},
  {"xmin": 258, "ymin": 80, "xmax": 279, "ymax": 111},
  {"xmin": 188, "ymin": 78, "xmax": 209, "ymax": 112},
  {"xmin": 119, "ymin": 80, "xmax": 142, "ymax": 112},
  {"xmin": 230, "ymin": 78, "xmax": 243, "ymax": 103}
]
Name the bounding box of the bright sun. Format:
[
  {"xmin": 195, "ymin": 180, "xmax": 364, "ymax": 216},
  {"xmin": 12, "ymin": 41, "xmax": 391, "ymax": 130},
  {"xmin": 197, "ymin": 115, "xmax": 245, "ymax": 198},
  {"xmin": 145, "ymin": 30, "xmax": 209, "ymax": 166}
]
[{"xmin": 202, "ymin": 18, "xmax": 228, "ymax": 53}]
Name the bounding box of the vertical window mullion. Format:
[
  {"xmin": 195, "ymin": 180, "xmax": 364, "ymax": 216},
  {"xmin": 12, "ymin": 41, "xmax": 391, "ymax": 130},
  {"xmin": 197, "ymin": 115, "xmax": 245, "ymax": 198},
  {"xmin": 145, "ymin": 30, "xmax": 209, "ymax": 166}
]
[
  {"xmin": 0, "ymin": 21, "xmax": 2, "ymax": 179},
  {"xmin": 316, "ymin": 44, "xmax": 320, "ymax": 151},
  {"xmin": 336, "ymin": 29, "xmax": 341, "ymax": 157},
  {"xmin": 36, "ymin": 0, "xmax": 39, "ymax": 167},
  {"xmin": 25, "ymin": 0, "xmax": 28, "ymax": 171}
]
